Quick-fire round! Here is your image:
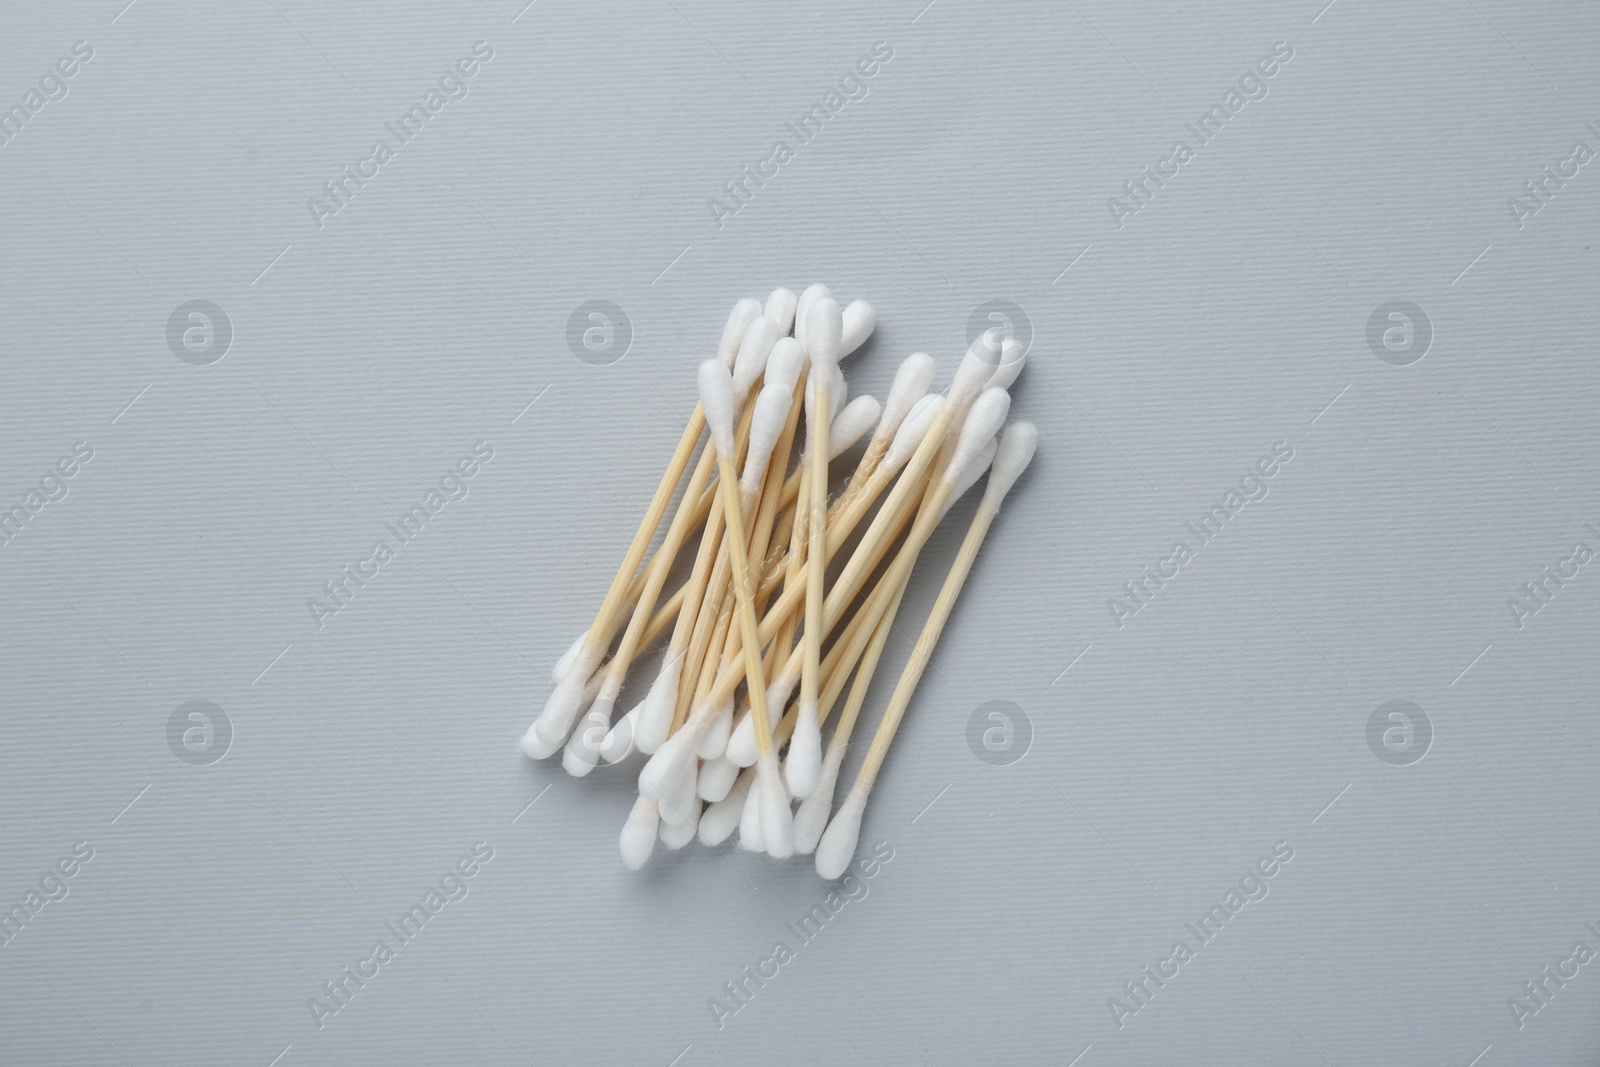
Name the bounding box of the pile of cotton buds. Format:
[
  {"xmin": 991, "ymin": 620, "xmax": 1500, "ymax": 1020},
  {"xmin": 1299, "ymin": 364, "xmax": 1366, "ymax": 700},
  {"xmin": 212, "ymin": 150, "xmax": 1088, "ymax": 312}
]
[{"xmin": 522, "ymin": 286, "xmax": 1036, "ymax": 878}]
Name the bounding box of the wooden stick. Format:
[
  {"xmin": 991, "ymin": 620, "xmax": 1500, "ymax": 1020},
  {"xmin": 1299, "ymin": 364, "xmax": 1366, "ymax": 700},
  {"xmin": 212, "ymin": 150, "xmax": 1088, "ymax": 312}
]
[
  {"xmin": 813, "ymin": 421, "xmax": 1033, "ymax": 877},
  {"xmin": 693, "ymin": 589, "xmax": 735, "ymax": 714},
  {"xmin": 581, "ymin": 409, "xmax": 702, "ymax": 659},
  {"xmin": 706, "ymin": 453, "xmax": 950, "ymax": 715},
  {"xmin": 800, "ymin": 370, "xmax": 831, "ymax": 731},
  {"xmin": 656, "ymin": 391, "xmax": 761, "ymax": 731},
  {"xmin": 672, "ymin": 526, "xmax": 726, "ymax": 733},
  {"xmin": 594, "ymin": 437, "xmax": 718, "ymax": 694},
  {"xmin": 715, "ymin": 452, "xmax": 776, "ymax": 762},
  {"xmin": 854, "ymin": 500, "xmax": 993, "ymax": 790},
  {"xmin": 640, "ymin": 584, "xmax": 685, "ymax": 648}
]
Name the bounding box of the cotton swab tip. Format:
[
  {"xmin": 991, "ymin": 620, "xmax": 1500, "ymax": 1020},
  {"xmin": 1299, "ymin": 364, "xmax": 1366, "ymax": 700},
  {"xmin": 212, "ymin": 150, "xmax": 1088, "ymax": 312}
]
[
  {"xmin": 696, "ymin": 697, "xmax": 734, "ymax": 760},
  {"xmin": 658, "ymin": 765, "xmax": 699, "ymax": 826},
  {"xmin": 697, "ymin": 753, "xmax": 741, "ymax": 802},
  {"xmin": 987, "ymin": 337, "xmax": 1027, "ymax": 390},
  {"xmin": 878, "ymin": 353, "xmax": 937, "ymax": 442},
  {"xmin": 792, "ymin": 744, "xmax": 845, "ymax": 854},
  {"xmin": 698, "ymin": 359, "xmax": 737, "ymax": 457},
  {"xmin": 728, "ymin": 667, "xmax": 793, "ymax": 766},
  {"xmin": 759, "ymin": 764, "xmax": 795, "ymax": 859},
  {"xmin": 726, "ymin": 709, "xmax": 758, "ymax": 767},
  {"xmin": 737, "ymin": 781, "xmax": 765, "ymax": 852},
  {"xmin": 764, "ymin": 336, "xmax": 804, "ymax": 395},
  {"xmin": 717, "ymin": 298, "xmax": 763, "ymax": 368},
  {"xmin": 841, "ymin": 300, "xmax": 877, "ymax": 357},
  {"xmin": 527, "ymin": 671, "xmax": 589, "ymax": 756},
  {"xmin": 950, "ymin": 332, "xmax": 1001, "ymax": 406},
  {"xmin": 742, "ymin": 389, "xmax": 793, "ymax": 495},
  {"xmin": 815, "ymin": 788, "xmax": 867, "ymax": 879},
  {"xmin": 632, "ymin": 654, "xmax": 681, "ymax": 755},
  {"xmin": 732, "ymin": 315, "xmax": 781, "ymax": 405},
  {"xmin": 562, "ymin": 696, "xmax": 612, "ymax": 775},
  {"xmin": 520, "ymin": 725, "xmax": 563, "ymax": 760},
  {"xmin": 805, "ymin": 297, "xmax": 844, "ymax": 370},
  {"xmin": 699, "ymin": 769, "xmax": 753, "ymax": 845},
  {"xmin": 620, "ymin": 796, "xmax": 660, "ymax": 870},
  {"xmin": 660, "ymin": 799, "xmax": 700, "ymax": 849},
  {"xmin": 764, "ymin": 287, "xmax": 798, "ymax": 334},
  {"xmin": 948, "ymin": 386, "xmax": 1011, "ymax": 478},
  {"xmin": 601, "ymin": 705, "xmax": 638, "ymax": 763},
  {"xmin": 942, "ymin": 436, "xmax": 998, "ymax": 518},
  {"xmin": 794, "ymin": 283, "xmax": 832, "ymax": 350},
  {"xmin": 638, "ymin": 726, "xmax": 697, "ymax": 800},
  {"xmin": 983, "ymin": 421, "xmax": 1039, "ymax": 505},
  {"xmin": 828, "ymin": 395, "xmax": 882, "ymax": 460},
  {"xmin": 884, "ymin": 394, "xmax": 944, "ymax": 472},
  {"xmin": 784, "ymin": 700, "xmax": 823, "ymax": 798}
]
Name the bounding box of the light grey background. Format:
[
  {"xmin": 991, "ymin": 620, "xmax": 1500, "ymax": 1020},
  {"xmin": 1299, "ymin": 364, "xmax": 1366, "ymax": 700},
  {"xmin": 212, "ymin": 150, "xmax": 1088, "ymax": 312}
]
[{"xmin": 2, "ymin": 0, "xmax": 1598, "ymax": 1064}]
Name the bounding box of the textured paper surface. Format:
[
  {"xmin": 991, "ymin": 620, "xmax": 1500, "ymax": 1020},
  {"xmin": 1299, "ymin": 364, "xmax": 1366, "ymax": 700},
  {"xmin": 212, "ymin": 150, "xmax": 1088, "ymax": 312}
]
[{"xmin": 1, "ymin": 2, "xmax": 1598, "ymax": 1064}]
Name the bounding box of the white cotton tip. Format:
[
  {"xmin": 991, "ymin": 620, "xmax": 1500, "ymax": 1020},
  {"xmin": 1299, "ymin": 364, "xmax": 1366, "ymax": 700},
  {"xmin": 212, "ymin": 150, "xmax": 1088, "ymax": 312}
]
[
  {"xmin": 727, "ymin": 669, "xmax": 796, "ymax": 766},
  {"xmin": 601, "ymin": 705, "xmax": 638, "ymax": 763},
  {"xmin": 764, "ymin": 287, "xmax": 798, "ymax": 335},
  {"xmin": 717, "ymin": 298, "xmax": 763, "ymax": 369},
  {"xmin": 784, "ymin": 700, "xmax": 822, "ymax": 798},
  {"xmin": 971, "ymin": 327, "xmax": 1005, "ymax": 372},
  {"xmin": 794, "ymin": 284, "xmax": 832, "ymax": 351},
  {"xmin": 552, "ymin": 629, "xmax": 586, "ymax": 684},
  {"xmin": 805, "ymin": 298, "xmax": 844, "ymax": 371},
  {"xmin": 561, "ymin": 733, "xmax": 594, "ymax": 776},
  {"xmin": 740, "ymin": 383, "xmax": 796, "ymax": 497},
  {"xmin": 658, "ymin": 763, "xmax": 699, "ymax": 826},
  {"xmin": 732, "ymin": 315, "xmax": 781, "ymax": 407},
  {"xmin": 804, "ymin": 363, "xmax": 846, "ymax": 425},
  {"xmin": 737, "ymin": 779, "xmax": 765, "ymax": 852},
  {"xmin": 700, "ymin": 768, "xmax": 754, "ymax": 845},
  {"xmin": 638, "ymin": 721, "xmax": 699, "ymax": 800},
  {"xmin": 521, "ymin": 719, "xmax": 563, "ymax": 760},
  {"xmin": 840, "ymin": 300, "xmax": 877, "ymax": 358},
  {"xmin": 696, "ymin": 697, "xmax": 733, "ymax": 760},
  {"xmin": 529, "ymin": 641, "xmax": 604, "ymax": 754},
  {"xmin": 698, "ymin": 359, "xmax": 737, "ymax": 457},
  {"xmin": 828, "ymin": 396, "xmax": 881, "ymax": 460},
  {"xmin": 632, "ymin": 654, "xmax": 681, "ymax": 755},
  {"xmin": 875, "ymin": 353, "xmax": 937, "ymax": 445},
  {"xmin": 987, "ymin": 337, "xmax": 1027, "ymax": 390},
  {"xmin": 884, "ymin": 394, "xmax": 944, "ymax": 473},
  {"xmin": 764, "ymin": 337, "xmax": 804, "ymax": 395},
  {"xmin": 941, "ymin": 436, "xmax": 997, "ymax": 519},
  {"xmin": 950, "ymin": 331, "xmax": 1002, "ymax": 408},
  {"xmin": 983, "ymin": 421, "xmax": 1039, "ymax": 506},
  {"xmin": 815, "ymin": 788, "xmax": 867, "ymax": 880},
  {"xmin": 793, "ymin": 742, "xmax": 845, "ymax": 854},
  {"xmin": 561, "ymin": 692, "xmax": 614, "ymax": 777},
  {"xmin": 726, "ymin": 708, "xmax": 758, "ymax": 767},
  {"xmin": 660, "ymin": 797, "xmax": 700, "ymax": 849},
  {"xmin": 697, "ymin": 753, "xmax": 741, "ymax": 802},
  {"xmin": 759, "ymin": 760, "xmax": 795, "ymax": 859},
  {"xmin": 524, "ymin": 666, "xmax": 592, "ymax": 759},
  {"xmin": 620, "ymin": 796, "xmax": 660, "ymax": 870},
  {"xmin": 947, "ymin": 386, "xmax": 1011, "ymax": 482}
]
